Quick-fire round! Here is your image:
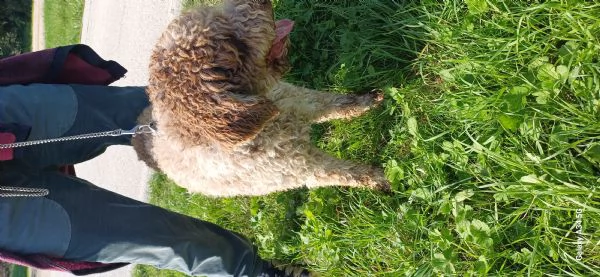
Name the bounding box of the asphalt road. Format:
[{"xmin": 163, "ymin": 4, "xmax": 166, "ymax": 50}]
[
  {"xmin": 31, "ymin": 0, "xmax": 182, "ymax": 276},
  {"xmin": 31, "ymin": 0, "xmax": 45, "ymax": 51},
  {"xmin": 74, "ymin": 0, "xmax": 184, "ymax": 205}
]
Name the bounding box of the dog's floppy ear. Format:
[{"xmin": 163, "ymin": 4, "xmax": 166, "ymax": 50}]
[{"xmin": 208, "ymin": 93, "xmax": 279, "ymax": 147}]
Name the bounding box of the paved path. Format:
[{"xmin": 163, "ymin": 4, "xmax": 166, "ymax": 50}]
[
  {"xmin": 31, "ymin": 0, "xmax": 182, "ymax": 276},
  {"xmin": 75, "ymin": 0, "xmax": 183, "ymax": 205},
  {"xmin": 31, "ymin": 0, "xmax": 45, "ymax": 51}
]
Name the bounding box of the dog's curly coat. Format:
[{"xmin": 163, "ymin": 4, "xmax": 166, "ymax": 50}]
[{"xmin": 133, "ymin": 0, "xmax": 390, "ymax": 197}]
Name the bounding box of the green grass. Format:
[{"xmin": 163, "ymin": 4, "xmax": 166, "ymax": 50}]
[
  {"xmin": 182, "ymin": 0, "xmax": 220, "ymax": 9},
  {"xmin": 44, "ymin": 0, "xmax": 84, "ymax": 48},
  {"xmin": 9, "ymin": 265, "xmax": 29, "ymax": 277},
  {"xmin": 139, "ymin": 0, "xmax": 600, "ymax": 276}
]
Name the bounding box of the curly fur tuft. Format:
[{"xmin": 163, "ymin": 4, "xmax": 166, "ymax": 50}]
[{"xmin": 148, "ymin": 0, "xmax": 286, "ymax": 147}]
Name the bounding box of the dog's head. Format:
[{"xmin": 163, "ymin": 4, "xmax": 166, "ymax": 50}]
[
  {"xmin": 222, "ymin": 0, "xmax": 295, "ymax": 91},
  {"xmin": 148, "ymin": 0, "xmax": 295, "ymax": 148}
]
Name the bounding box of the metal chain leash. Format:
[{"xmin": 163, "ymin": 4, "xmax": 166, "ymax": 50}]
[
  {"xmin": 0, "ymin": 124, "xmax": 156, "ymax": 149},
  {"xmin": 0, "ymin": 186, "xmax": 49, "ymax": 197},
  {"xmin": 0, "ymin": 124, "xmax": 156, "ymax": 197}
]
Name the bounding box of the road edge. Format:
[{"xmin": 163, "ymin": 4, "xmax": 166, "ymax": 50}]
[{"xmin": 31, "ymin": 0, "xmax": 45, "ymax": 51}]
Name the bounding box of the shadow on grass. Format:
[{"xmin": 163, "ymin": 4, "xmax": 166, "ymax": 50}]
[
  {"xmin": 274, "ymin": 0, "xmax": 426, "ymax": 168},
  {"xmin": 274, "ymin": 0, "xmax": 426, "ymax": 91}
]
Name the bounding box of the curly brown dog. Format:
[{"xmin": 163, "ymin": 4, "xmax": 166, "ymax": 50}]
[{"xmin": 133, "ymin": 0, "xmax": 390, "ymax": 197}]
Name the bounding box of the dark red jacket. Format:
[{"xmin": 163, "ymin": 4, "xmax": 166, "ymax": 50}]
[{"xmin": 0, "ymin": 44, "xmax": 129, "ymax": 275}]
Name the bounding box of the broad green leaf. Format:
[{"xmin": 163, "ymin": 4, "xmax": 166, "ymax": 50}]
[
  {"xmin": 299, "ymin": 234, "xmax": 310, "ymax": 245},
  {"xmin": 438, "ymin": 198, "xmax": 453, "ymax": 215},
  {"xmin": 455, "ymin": 189, "xmax": 474, "ymax": 202},
  {"xmin": 558, "ymin": 41, "xmax": 579, "ymax": 63},
  {"xmin": 540, "ymin": 80, "xmax": 556, "ymax": 90},
  {"xmin": 568, "ymin": 66, "xmax": 581, "ymax": 84},
  {"xmin": 520, "ymin": 174, "xmax": 541, "ymax": 184},
  {"xmin": 432, "ymin": 252, "xmax": 456, "ymax": 274},
  {"xmin": 510, "ymin": 248, "xmax": 532, "ymax": 264},
  {"xmin": 387, "ymin": 87, "xmax": 404, "ymax": 105},
  {"xmin": 367, "ymin": 65, "xmax": 376, "ymax": 75},
  {"xmin": 510, "ymin": 86, "xmax": 530, "ymax": 95},
  {"xmin": 433, "ymin": 252, "xmax": 446, "ymax": 261},
  {"xmin": 532, "ymin": 90, "xmax": 550, "ymax": 104},
  {"xmin": 465, "ymin": 0, "xmax": 489, "ymax": 14},
  {"xmin": 413, "ymin": 264, "xmax": 433, "ymax": 277},
  {"xmin": 537, "ymin": 63, "xmax": 560, "ymax": 82},
  {"xmin": 407, "ymin": 117, "xmax": 418, "ymax": 137},
  {"xmin": 493, "ymin": 191, "xmax": 509, "ymax": 202},
  {"xmin": 470, "ymin": 219, "xmax": 491, "ymax": 235},
  {"xmin": 439, "ymin": 69, "xmax": 455, "ymax": 82},
  {"xmin": 385, "ymin": 160, "xmax": 404, "ymax": 181},
  {"xmin": 442, "ymin": 141, "xmax": 454, "ymax": 152},
  {"xmin": 503, "ymin": 88, "xmax": 527, "ymax": 112},
  {"xmin": 440, "ymin": 228, "xmax": 453, "ymax": 242},
  {"xmin": 584, "ymin": 143, "xmax": 600, "ymax": 164},
  {"xmin": 304, "ymin": 209, "xmax": 316, "ymax": 221},
  {"xmin": 413, "ymin": 187, "xmax": 433, "ymax": 202},
  {"xmin": 498, "ymin": 114, "xmax": 520, "ymax": 131},
  {"xmin": 549, "ymin": 248, "xmax": 559, "ymax": 262},
  {"xmin": 529, "ymin": 56, "xmax": 550, "ymax": 69},
  {"xmin": 456, "ymin": 219, "xmax": 471, "ymax": 239},
  {"xmin": 556, "ymin": 65, "xmax": 569, "ymax": 83},
  {"xmin": 474, "ymin": 255, "xmax": 488, "ymax": 274}
]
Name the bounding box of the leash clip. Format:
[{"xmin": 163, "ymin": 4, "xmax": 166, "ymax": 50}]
[{"xmin": 119, "ymin": 124, "xmax": 157, "ymax": 137}]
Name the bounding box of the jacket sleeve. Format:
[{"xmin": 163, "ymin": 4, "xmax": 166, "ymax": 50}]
[
  {"xmin": 0, "ymin": 44, "xmax": 127, "ymax": 86},
  {"xmin": 0, "ymin": 44, "xmax": 128, "ymax": 162},
  {"xmin": 0, "ymin": 248, "xmax": 128, "ymax": 275}
]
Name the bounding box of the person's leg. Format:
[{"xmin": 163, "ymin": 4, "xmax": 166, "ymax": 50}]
[
  {"xmin": 0, "ymin": 164, "xmax": 263, "ymax": 277},
  {"xmin": 14, "ymin": 85, "xmax": 149, "ymax": 169}
]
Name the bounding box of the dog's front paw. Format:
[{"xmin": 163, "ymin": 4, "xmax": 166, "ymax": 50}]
[
  {"xmin": 359, "ymin": 167, "xmax": 392, "ymax": 192},
  {"xmin": 357, "ymin": 89, "xmax": 384, "ymax": 107},
  {"xmin": 370, "ymin": 89, "xmax": 384, "ymax": 105}
]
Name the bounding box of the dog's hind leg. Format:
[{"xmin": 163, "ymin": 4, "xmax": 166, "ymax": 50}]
[
  {"xmin": 299, "ymin": 146, "xmax": 391, "ymax": 191},
  {"xmin": 268, "ymin": 82, "xmax": 383, "ymax": 123}
]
